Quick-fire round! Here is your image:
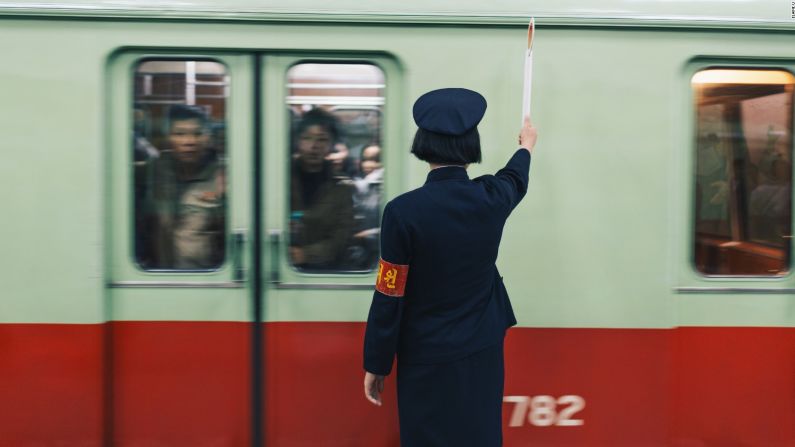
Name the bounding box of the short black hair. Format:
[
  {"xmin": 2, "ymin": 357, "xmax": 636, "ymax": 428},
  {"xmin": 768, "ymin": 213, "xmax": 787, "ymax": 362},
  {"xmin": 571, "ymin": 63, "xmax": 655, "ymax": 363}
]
[
  {"xmin": 294, "ymin": 108, "xmax": 341, "ymax": 142},
  {"xmin": 410, "ymin": 127, "xmax": 481, "ymax": 165},
  {"xmin": 167, "ymin": 104, "xmax": 208, "ymax": 130}
]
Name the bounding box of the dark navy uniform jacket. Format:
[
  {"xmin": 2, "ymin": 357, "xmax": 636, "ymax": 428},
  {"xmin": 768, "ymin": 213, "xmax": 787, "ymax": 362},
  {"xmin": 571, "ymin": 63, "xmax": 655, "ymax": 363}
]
[{"xmin": 364, "ymin": 148, "xmax": 531, "ymax": 375}]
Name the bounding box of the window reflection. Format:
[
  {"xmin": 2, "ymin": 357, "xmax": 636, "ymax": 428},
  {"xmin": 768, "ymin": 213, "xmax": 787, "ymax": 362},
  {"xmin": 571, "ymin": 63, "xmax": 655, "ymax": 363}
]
[
  {"xmin": 692, "ymin": 68, "xmax": 794, "ymax": 275},
  {"xmin": 287, "ymin": 64, "xmax": 385, "ymax": 272},
  {"xmin": 133, "ymin": 60, "xmax": 228, "ymax": 270}
]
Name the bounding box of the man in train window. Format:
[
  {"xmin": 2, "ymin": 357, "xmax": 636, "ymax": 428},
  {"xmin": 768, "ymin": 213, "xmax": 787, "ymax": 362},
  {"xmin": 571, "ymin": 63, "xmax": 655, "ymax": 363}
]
[{"xmin": 144, "ymin": 104, "xmax": 226, "ymax": 269}]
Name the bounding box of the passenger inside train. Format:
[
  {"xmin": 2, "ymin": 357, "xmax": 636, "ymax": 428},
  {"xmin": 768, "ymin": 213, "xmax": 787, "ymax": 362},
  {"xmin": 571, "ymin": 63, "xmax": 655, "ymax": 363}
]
[
  {"xmin": 288, "ymin": 108, "xmax": 356, "ymax": 271},
  {"xmin": 350, "ymin": 144, "xmax": 384, "ymax": 269},
  {"xmin": 140, "ymin": 104, "xmax": 227, "ymax": 270}
]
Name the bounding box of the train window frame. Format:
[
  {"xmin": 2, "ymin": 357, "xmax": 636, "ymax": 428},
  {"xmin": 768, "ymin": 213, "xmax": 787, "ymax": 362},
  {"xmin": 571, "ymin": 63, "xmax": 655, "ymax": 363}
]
[
  {"xmin": 259, "ymin": 53, "xmax": 403, "ymax": 288},
  {"xmin": 690, "ymin": 67, "xmax": 795, "ymax": 278},
  {"xmin": 284, "ymin": 61, "xmax": 386, "ymax": 275},
  {"xmin": 131, "ymin": 57, "xmax": 232, "ymax": 273},
  {"xmin": 677, "ymin": 59, "xmax": 795, "ymax": 292},
  {"xmin": 107, "ymin": 50, "xmax": 253, "ymax": 286}
]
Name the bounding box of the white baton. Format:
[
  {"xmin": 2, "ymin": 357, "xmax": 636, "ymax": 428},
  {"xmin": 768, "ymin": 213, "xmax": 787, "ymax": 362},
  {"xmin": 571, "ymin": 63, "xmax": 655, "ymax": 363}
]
[{"xmin": 522, "ymin": 18, "xmax": 535, "ymax": 123}]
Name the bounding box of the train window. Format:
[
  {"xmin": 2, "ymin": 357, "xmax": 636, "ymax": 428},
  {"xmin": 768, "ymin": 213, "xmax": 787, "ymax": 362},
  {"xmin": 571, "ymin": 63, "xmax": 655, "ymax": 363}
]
[
  {"xmin": 692, "ymin": 68, "xmax": 795, "ymax": 275},
  {"xmin": 286, "ymin": 63, "xmax": 385, "ymax": 273},
  {"xmin": 132, "ymin": 60, "xmax": 228, "ymax": 270}
]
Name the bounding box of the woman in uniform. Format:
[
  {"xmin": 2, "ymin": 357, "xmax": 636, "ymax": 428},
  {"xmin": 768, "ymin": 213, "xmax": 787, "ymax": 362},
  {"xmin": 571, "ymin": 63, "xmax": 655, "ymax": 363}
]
[{"xmin": 362, "ymin": 87, "xmax": 538, "ymax": 446}]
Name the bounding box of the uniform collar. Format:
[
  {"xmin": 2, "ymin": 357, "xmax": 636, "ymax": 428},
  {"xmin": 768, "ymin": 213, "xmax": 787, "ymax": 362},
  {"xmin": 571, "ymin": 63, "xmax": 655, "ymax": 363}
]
[{"xmin": 425, "ymin": 165, "xmax": 469, "ymax": 184}]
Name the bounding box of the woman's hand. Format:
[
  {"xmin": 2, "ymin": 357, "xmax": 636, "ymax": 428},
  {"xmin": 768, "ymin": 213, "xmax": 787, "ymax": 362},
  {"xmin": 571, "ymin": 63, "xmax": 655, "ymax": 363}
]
[
  {"xmin": 519, "ymin": 115, "xmax": 537, "ymax": 154},
  {"xmin": 364, "ymin": 371, "xmax": 385, "ymax": 406}
]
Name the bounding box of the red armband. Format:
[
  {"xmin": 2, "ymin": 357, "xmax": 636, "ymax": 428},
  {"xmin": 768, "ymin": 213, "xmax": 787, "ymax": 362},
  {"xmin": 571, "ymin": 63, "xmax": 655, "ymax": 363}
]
[{"xmin": 375, "ymin": 258, "xmax": 409, "ymax": 297}]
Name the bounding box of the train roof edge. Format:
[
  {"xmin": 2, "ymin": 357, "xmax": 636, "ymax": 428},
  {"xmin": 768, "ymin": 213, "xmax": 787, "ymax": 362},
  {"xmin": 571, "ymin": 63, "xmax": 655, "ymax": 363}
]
[{"xmin": 1, "ymin": 0, "xmax": 794, "ymax": 29}]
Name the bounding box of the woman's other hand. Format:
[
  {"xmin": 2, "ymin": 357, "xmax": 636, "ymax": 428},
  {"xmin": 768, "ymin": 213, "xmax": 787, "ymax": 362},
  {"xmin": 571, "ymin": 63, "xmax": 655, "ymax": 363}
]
[
  {"xmin": 364, "ymin": 371, "xmax": 385, "ymax": 406},
  {"xmin": 519, "ymin": 115, "xmax": 537, "ymax": 154}
]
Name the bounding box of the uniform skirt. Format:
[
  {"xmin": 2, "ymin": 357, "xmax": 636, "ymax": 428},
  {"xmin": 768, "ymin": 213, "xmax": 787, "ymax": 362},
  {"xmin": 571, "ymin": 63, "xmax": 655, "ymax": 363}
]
[{"xmin": 396, "ymin": 343, "xmax": 504, "ymax": 447}]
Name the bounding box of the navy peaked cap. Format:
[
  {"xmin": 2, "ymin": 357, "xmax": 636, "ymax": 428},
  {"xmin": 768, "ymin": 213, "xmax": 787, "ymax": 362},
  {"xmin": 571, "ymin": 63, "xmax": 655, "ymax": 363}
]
[{"xmin": 412, "ymin": 88, "xmax": 487, "ymax": 136}]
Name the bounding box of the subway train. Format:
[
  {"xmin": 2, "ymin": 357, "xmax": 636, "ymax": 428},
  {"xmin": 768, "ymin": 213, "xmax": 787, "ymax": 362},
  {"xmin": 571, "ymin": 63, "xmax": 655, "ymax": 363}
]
[{"xmin": 1, "ymin": 0, "xmax": 795, "ymax": 446}]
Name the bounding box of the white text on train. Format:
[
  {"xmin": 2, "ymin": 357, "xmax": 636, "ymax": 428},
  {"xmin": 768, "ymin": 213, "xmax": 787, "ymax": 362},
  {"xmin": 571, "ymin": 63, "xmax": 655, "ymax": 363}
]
[{"xmin": 503, "ymin": 395, "xmax": 585, "ymax": 427}]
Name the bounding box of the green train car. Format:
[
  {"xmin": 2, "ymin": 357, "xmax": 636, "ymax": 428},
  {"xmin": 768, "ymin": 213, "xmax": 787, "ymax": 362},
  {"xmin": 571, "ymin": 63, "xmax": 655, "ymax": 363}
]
[{"xmin": 2, "ymin": 1, "xmax": 794, "ymax": 445}]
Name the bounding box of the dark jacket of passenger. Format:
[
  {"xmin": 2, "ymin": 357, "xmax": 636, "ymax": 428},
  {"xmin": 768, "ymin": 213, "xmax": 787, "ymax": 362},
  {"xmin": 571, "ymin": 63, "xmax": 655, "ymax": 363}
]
[
  {"xmin": 290, "ymin": 160, "xmax": 355, "ymax": 269},
  {"xmin": 145, "ymin": 151, "xmax": 225, "ymax": 269}
]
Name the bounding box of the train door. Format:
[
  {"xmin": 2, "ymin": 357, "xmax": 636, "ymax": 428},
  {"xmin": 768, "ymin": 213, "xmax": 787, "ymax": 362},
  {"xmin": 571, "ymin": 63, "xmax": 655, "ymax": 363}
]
[
  {"xmin": 257, "ymin": 54, "xmax": 402, "ymax": 445},
  {"xmin": 673, "ymin": 63, "xmax": 795, "ymax": 445},
  {"xmin": 107, "ymin": 51, "xmax": 402, "ymax": 445},
  {"xmin": 107, "ymin": 52, "xmax": 255, "ymax": 446}
]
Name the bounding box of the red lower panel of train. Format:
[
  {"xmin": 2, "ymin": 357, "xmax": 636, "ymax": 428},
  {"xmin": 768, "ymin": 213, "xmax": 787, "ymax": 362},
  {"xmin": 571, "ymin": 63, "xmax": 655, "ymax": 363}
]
[{"xmin": 0, "ymin": 322, "xmax": 793, "ymax": 446}]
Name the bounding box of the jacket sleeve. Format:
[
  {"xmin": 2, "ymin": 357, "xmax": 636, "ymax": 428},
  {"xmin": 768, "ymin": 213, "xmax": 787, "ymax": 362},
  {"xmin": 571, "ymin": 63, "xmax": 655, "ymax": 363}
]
[
  {"xmin": 491, "ymin": 148, "xmax": 532, "ymax": 215},
  {"xmin": 363, "ymin": 201, "xmax": 411, "ymax": 375}
]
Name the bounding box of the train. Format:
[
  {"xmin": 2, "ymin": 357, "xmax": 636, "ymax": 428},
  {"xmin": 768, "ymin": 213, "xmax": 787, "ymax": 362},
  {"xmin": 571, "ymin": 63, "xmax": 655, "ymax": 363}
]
[{"xmin": 1, "ymin": 0, "xmax": 794, "ymax": 445}]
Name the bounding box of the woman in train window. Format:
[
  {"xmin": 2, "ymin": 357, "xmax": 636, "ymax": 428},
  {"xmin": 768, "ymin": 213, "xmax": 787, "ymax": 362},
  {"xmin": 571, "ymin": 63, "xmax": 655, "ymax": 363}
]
[{"xmin": 363, "ymin": 88, "xmax": 537, "ymax": 446}]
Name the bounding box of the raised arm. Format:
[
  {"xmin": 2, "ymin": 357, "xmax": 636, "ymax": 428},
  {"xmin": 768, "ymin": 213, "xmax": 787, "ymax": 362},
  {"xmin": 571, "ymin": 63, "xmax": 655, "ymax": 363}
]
[{"xmin": 488, "ymin": 116, "xmax": 537, "ymax": 215}]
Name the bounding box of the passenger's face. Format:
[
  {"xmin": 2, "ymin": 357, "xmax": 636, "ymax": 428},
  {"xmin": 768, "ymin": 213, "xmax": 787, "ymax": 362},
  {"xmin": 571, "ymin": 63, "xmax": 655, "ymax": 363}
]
[
  {"xmin": 169, "ymin": 119, "xmax": 208, "ymax": 164},
  {"xmin": 360, "ymin": 146, "xmax": 382, "ymax": 175},
  {"xmin": 298, "ymin": 125, "xmax": 333, "ymax": 171}
]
